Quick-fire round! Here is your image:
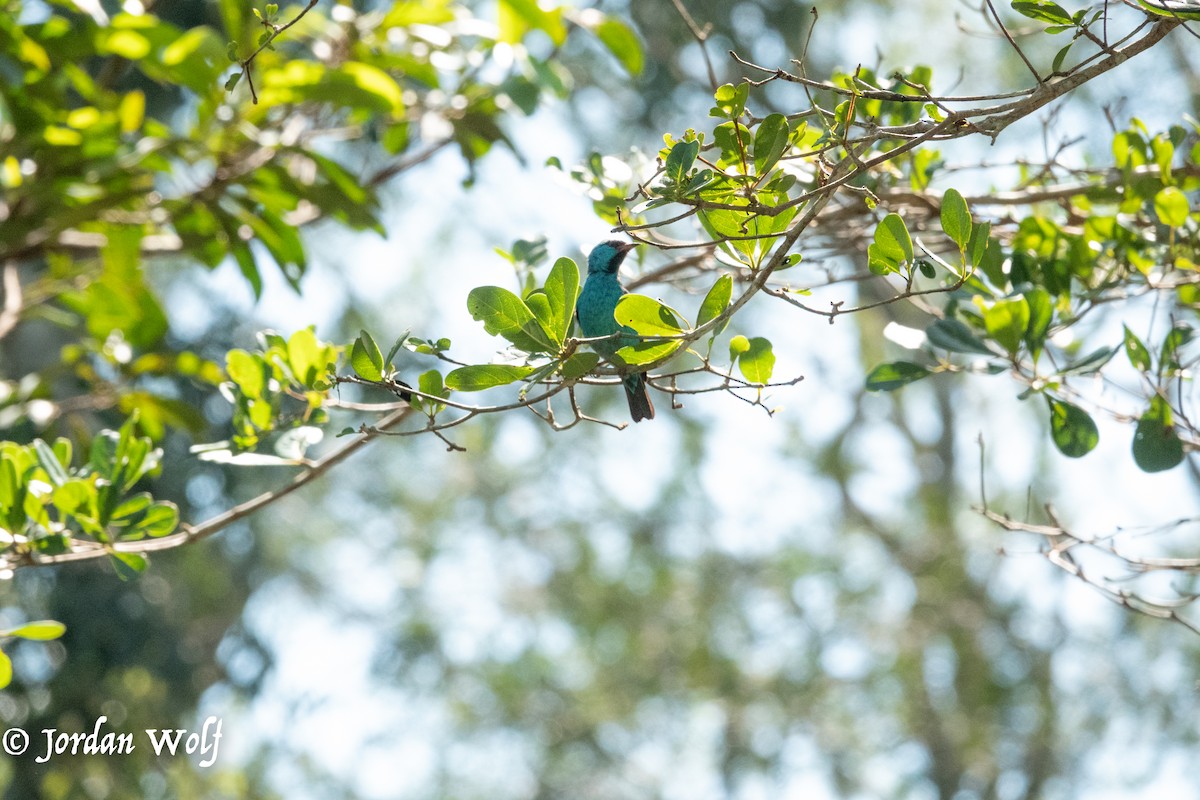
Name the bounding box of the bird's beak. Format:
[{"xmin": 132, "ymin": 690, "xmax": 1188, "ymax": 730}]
[{"xmin": 616, "ymin": 241, "xmax": 638, "ymax": 253}]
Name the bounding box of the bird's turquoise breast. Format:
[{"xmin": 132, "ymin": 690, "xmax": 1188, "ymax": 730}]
[{"xmin": 577, "ymin": 276, "xmax": 626, "ymax": 356}]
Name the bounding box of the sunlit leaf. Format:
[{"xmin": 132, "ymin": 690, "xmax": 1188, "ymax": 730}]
[
  {"xmin": 1012, "ymin": 1, "xmax": 1074, "ymax": 25},
  {"xmin": 614, "ymin": 294, "xmax": 688, "ymax": 336},
  {"xmin": 544, "ymin": 257, "xmax": 581, "ymax": 346},
  {"xmin": 588, "ymin": 16, "xmax": 643, "ymax": 75},
  {"xmin": 696, "ymin": 274, "xmax": 733, "ymax": 331},
  {"xmin": 1154, "ymin": 186, "xmax": 1189, "ymax": 227},
  {"xmin": 445, "ymin": 364, "xmax": 536, "ymax": 391},
  {"xmin": 983, "ymin": 296, "xmax": 1030, "ymax": 355},
  {"xmin": 940, "ymin": 188, "xmax": 971, "ymax": 250},
  {"xmin": 1123, "ymin": 325, "xmax": 1151, "ymax": 371},
  {"xmin": 466, "ymin": 286, "xmax": 556, "ymax": 353},
  {"xmin": 665, "ymin": 140, "xmax": 699, "ymax": 184},
  {"xmin": 874, "ymin": 213, "xmax": 914, "ymax": 266},
  {"xmin": 351, "ymin": 332, "xmax": 385, "ymax": 382},
  {"xmin": 753, "ymin": 114, "xmax": 789, "ymax": 177},
  {"xmin": 1, "ymin": 620, "xmax": 67, "ymax": 641},
  {"xmin": 737, "ymin": 337, "xmax": 775, "ymax": 384},
  {"xmin": 109, "ymin": 550, "xmax": 148, "ymax": 580}
]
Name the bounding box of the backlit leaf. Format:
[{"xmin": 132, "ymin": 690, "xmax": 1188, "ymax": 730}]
[
  {"xmin": 940, "ymin": 188, "xmax": 971, "ymax": 250},
  {"xmin": 351, "ymin": 331, "xmax": 385, "ymax": 382},
  {"xmin": 866, "ymin": 361, "xmax": 932, "ymax": 391},
  {"xmin": 445, "ymin": 364, "xmax": 535, "ymax": 391},
  {"xmin": 1047, "ymin": 397, "xmax": 1099, "ymax": 458},
  {"xmin": 1132, "ymin": 395, "xmax": 1184, "ymax": 472},
  {"xmin": 737, "ymin": 337, "xmax": 775, "ymax": 384}
]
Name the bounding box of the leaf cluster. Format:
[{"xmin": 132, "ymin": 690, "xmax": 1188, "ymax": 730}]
[{"xmin": 0, "ymin": 417, "xmax": 178, "ymax": 576}]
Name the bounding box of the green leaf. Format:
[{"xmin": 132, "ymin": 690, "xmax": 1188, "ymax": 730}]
[
  {"xmin": 133, "ymin": 503, "xmax": 179, "ymax": 538},
  {"xmin": 968, "ymin": 220, "xmax": 994, "ymax": 270},
  {"xmin": 351, "ymin": 331, "xmax": 385, "ymax": 382},
  {"xmin": 1012, "ymin": 1, "xmax": 1074, "ymax": 25},
  {"xmin": 696, "ymin": 274, "xmax": 733, "ymax": 330},
  {"xmin": 867, "ymin": 243, "xmax": 899, "ymax": 276},
  {"xmin": 753, "ymin": 114, "xmax": 789, "ymax": 177},
  {"xmin": 614, "ymin": 294, "xmax": 688, "ymax": 336},
  {"xmin": 940, "ymin": 188, "xmax": 971, "ymax": 250},
  {"xmin": 560, "ymin": 351, "xmax": 600, "ymax": 380},
  {"xmin": 419, "ymin": 369, "xmax": 445, "ymax": 396},
  {"xmin": 615, "ymin": 340, "xmax": 683, "ymax": 367},
  {"xmin": 445, "ymin": 364, "xmax": 535, "ymax": 391},
  {"xmin": 1123, "ymin": 325, "xmax": 1152, "ymax": 371},
  {"xmin": 110, "ymin": 551, "xmax": 148, "ymax": 580},
  {"xmin": 698, "ymin": 191, "xmax": 796, "ymax": 269},
  {"xmin": 384, "ymin": 332, "xmax": 410, "ymax": 369},
  {"xmin": 874, "ymin": 213, "xmax": 914, "ymax": 265},
  {"xmin": 1047, "ymin": 398, "xmax": 1099, "ymax": 458},
  {"xmin": 1132, "ymin": 396, "xmax": 1184, "ymax": 472},
  {"xmin": 339, "ymin": 62, "xmax": 406, "ymax": 116},
  {"xmin": 1136, "ymin": 0, "xmax": 1200, "ymax": 19},
  {"xmin": 1160, "ymin": 322, "xmax": 1194, "ymax": 374},
  {"xmin": 287, "ymin": 328, "xmax": 335, "ymax": 388},
  {"xmin": 926, "ymin": 318, "xmax": 994, "ymax": 355},
  {"xmin": 33, "ymin": 439, "xmax": 69, "ymax": 487},
  {"xmin": 1024, "ymin": 289, "xmax": 1053, "ymax": 353},
  {"xmin": 866, "ymin": 361, "xmax": 932, "ymax": 391},
  {"xmin": 612, "ymin": 296, "xmax": 687, "ymax": 366},
  {"xmin": 224, "ymin": 70, "xmax": 243, "ymax": 92},
  {"xmin": 499, "ymin": 0, "xmax": 567, "ymax": 44},
  {"xmin": 685, "ymin": 169, "xmax": 716, "ymax": 194},
  {"xmin": 544, "ymin": 257, "xmax": 581, "ymax": 346},
  {"xmin": 712, "ymin": 82, "xmax": 749, "ymax": 119},
  {"xmin": 414, "ymin": 369, "xmax": 449, "ymax": 416},
  {"xmin": 1052, "ymin": 41, "xmax": 1073, "ymax": 72},
  {"xmin": 1059, "ymin": 346, "xmax": 1116, "ymax": 377},
  {"xmin": 1152, "ymin": 135, "xmax": 1175, "ymax": 183},
  {"xmin": 665, "ymin": 140, "xmax": 699, "ymax": 184},
  {"xmin": 2, "ymin": 620, "xmax": 66, "ymax": 641},
  {"xmin": 525, "ymin": 290, "xmax": 555, "ymax": 343},
  {"xmin": 0, "ymin": 648, "xmax": 10, "ymax": 690},
  {"xmin": 1154, "ymin": 186, "xmax": 1189, "ymax": 227},
  {"xmin": 712, "ymin": 121, "xmax": 751, "ymax": 167},
  {"xmin": 589, "ymin": 16, "xmax": 643, "ymax": 75},
  {"xmin": 112, "ymin": 493, "xmax": 152, "ymax": 521},
  {"xmin": 737, "ymin": 337, "xmax": 775, "ymax": 384},
  {"xmin": 983, "ymin": 296, "xmax": 1030, "ymax": 355},
  {"xmin": 466, "ymin": 286, "xmax": 556, "ymax": 353}
]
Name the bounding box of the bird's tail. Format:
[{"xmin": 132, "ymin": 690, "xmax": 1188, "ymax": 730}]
[{"xmin": 623, "ymin": 373, "xmax": 655, "ymax": 422}]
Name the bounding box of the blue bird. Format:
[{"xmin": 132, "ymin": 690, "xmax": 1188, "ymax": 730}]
[{"xmin": 576, "ymin": 240, "xmax": 655, "ymax": 422}]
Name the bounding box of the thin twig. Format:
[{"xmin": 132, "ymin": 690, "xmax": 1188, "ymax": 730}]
[
  {"xmin": 984, "ymin": 0, "xmax": 1043, "ymax": 82},
  {"xmin": 236, "ymin": 0, "xmax": 321, "ymax": 104},
  {"xmin": 0, "ymin": 261, "xmax": 21, "ymax": 341},
  {"xmin": 670, "ymin": 0, "xmax": 719, "ymax": 92}
]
